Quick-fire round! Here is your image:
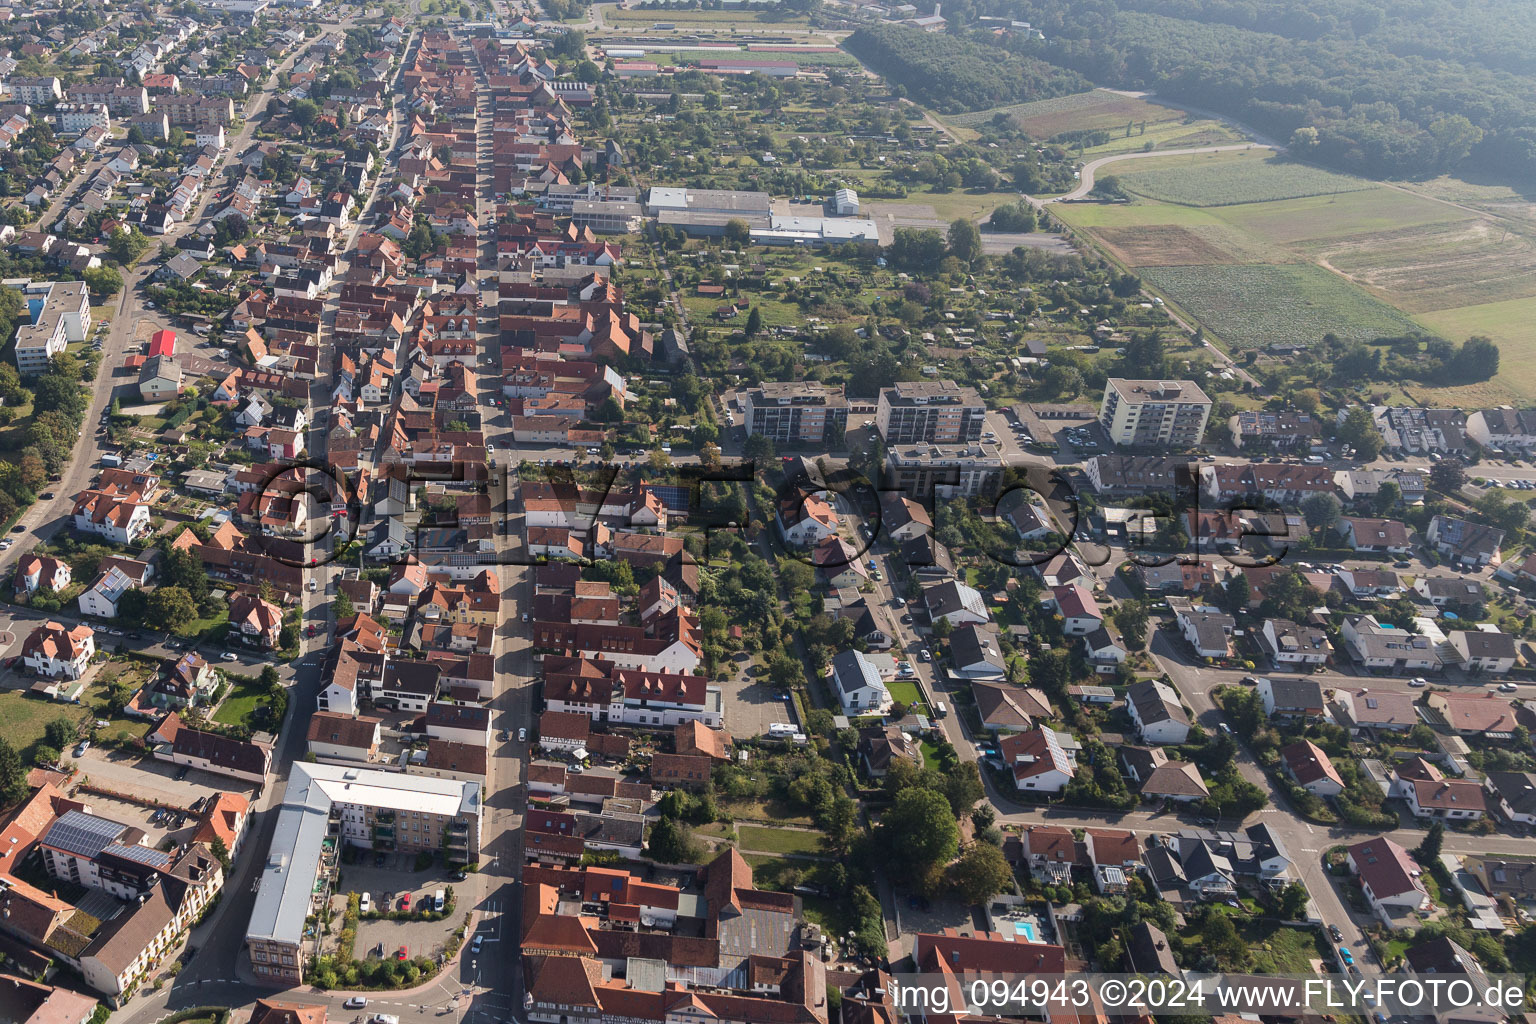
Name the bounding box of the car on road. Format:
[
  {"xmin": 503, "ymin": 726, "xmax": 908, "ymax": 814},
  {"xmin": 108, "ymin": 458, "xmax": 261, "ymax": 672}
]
[
  {"xmin": 39, "ymin": 492, "xmax": 53, "ymax": 500},
  {"xmin": 471, "ymin": 934, "xmax": 484, "ymax": 954},
  {"xmin": 1339, "ymin": 946, "xmax": 1354, "ymax": 965},
  {"xmin": 1394, "ymin": 560, "xmax": 1412, "ymax": 568},
  {"xmin": 919, "ymin": 650, "xmax": 931, "ymax": 661},
  {"xmin": 900, "ymin": 613, "xmax": 913, "ymax": 624},
  {"xmin": 1329, "ymin": 924, "xmax": 1343, "ymax": 941},
  {"xmin": 175, "ymin": 766, "xmax": 189, "ymax": 780},
  {"xmin": 9, "ymin": 525, "xmax": 23, "ymax": 533},
  {"xmin": 220, "ymin": 652, "xmax": 238, "ymax": 661},
  {"xmin": 343, "ymin": 997, "xmax": 367, "ymax": 1010},
  {"xmin": 1409, "ymin": 677, "xmax": 1429, "ymax": 687},
  {"xmin": 518, "ymin": 727, "xmax": 527, "ymax": 742},
  {"xmin": 1500, "ymin": 682, "xmax": 1519, "ymax": 692}
]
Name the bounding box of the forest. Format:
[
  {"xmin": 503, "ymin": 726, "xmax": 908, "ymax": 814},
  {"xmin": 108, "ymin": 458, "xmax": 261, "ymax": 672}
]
[
  {"xmin": 906, "ymin": 0, "xmax": 1536, "ymax": 181},
  {"xmin": 842, "ymin": 23, "xmax": 1089, "ymax": 114}
]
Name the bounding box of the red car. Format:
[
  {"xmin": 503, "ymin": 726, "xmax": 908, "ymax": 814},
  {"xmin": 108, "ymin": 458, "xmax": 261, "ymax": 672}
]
[
  {"xmin": 396, "ymin": 946, "xmax": 408, "ymax": 961},
  {"xmin": 400, "ymin": 893, "xmax": 411, "ymax": 911}
]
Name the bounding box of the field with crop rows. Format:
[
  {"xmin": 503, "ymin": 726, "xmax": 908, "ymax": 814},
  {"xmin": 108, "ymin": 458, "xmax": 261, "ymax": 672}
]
[
  {"xmin": 1139, "ymin": 264, "xmax": 1423, "ymax": 348},
  {"xmin": 1112, "ymin": 151, "xmax": 1373, "ymax": 206}
]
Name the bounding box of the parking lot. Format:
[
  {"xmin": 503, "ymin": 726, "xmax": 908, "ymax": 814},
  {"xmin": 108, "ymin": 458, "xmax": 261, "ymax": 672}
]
[
  {"xmin": 719, "ymin": 654, "xmax": 797, "ymax": 738},
  {"xmin": 77, "ymin": 747, "xmax": 260, "ymax": 811},
  {"xmin": 337, "ymin": 859, "xmax": 469, "ymax": 965}
]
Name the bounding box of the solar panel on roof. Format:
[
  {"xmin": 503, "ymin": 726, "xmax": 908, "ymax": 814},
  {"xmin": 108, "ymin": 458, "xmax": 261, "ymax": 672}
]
[
  {"xmin": 101, "ymin": 842, "xmax": 172, "ymax": 868},
  {"xmin": 42, "ymin": 810, "xmax": 127, "ymax": 859}
]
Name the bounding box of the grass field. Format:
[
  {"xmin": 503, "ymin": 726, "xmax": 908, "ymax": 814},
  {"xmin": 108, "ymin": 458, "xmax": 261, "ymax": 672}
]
[
  {"xmin": 946, "ymin": 89, "xmax": 1180, "ymax": 136},
  {"xmin": 1417, "ymin": 296, "xmax": 1536, "ymax": 400},
  {"xmin": 1139, "ymin": 263, "xmax": 1423, "ymax": 348},
  {"xmin": 736, "ymin": 825, "xmax": 825, "ymax": 855},
  {"xmin": 1112, "ymin": 150, "xmax": 1373, "ymax": 207},
  {"xmin": 1212, "ymin": 186, "xmax": 1466, "ymax": 244},
  {"xmin": 1076, "ymin": 120, "xmax": 1241, "ymax": 159},
  {"xmin": 886, "ymin": 679, "xmax": 924, "ymax": 707},
  {"xmin": 0, "ymin": 690, "xmax": 83, "ymax": 760},
  {"xmin": 212, "ymin": 676, "xmax": 268, "ymax": 729},
  {"xmin": 1310, "ymin": 218, "xmax": 1536, "ymax": 314}
]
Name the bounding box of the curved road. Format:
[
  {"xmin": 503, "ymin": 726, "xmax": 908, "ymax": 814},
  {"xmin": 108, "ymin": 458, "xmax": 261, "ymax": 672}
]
[{"xmin": 1047, "ymin": 141, "xmax": 1280, "ymax": 203}]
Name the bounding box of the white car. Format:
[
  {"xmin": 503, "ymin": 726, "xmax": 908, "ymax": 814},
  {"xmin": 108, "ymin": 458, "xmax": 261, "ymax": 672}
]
[
  {"xmin": 220, "ymin": 652, "xmax": 239, "ymax": 662},
  {"xmin": 1409, "ymin": 677, "xmax": 1428, "ymax": 687},
  {"xmin": 343, "ymin": 998, "xmax": 368, "ymax": 1010},
  {"xmin": 359, "ymin": 892, "xmax": 372, "ymax": 913}
]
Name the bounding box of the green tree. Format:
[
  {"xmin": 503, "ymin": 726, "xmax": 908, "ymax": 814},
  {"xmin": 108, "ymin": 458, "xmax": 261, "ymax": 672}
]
[
  {"xmin": 946, "ymin": 217, "xmax": 982, "ymax": 266},
  {"xmin": 1301, "ymin": 492, "xmax": 1342, "ymax": 531},
  {"xmin": 876, "ymin": 787, "xmax": 959, "ymax": 878},
  {"xmin": 723, "ymin": 218, "xmax": 752, "ymax": 245},
  {"xmin": 645, "ymin": 817, "xmax": 701, "ymax": 863},
  {"xmin": 33, "ymin": 745, "xmax": 59, "ymax": 767},
  {"xmin": 1430, "ymin": 459, "xmax": 1466, "ymax": 494},
  {"xmin": 1415, "ymin": 821, "xmax": 1444, "ymax": 863},
  {"xmin": 949, "ymin": 842, "xmax": 1013, "ymax": 905},
  {"xmin": 744, "ymin": 306, "xmax": 763, "ymax": 339},
  {"xmin": 82, "ymin": 265, "xmax": 123, "ymax": 299},
  {"xmin": 1111, "ymin": 600, "xmax": 1149, "ymax": 649},
  {"xmin": 743, "ymin": 434, "xmax": 775, "ymax": 463},
  {"xmin": 106, "ymin": 227, "xmax": 152, "ymax": 265},
  {"xmin": 0, "ymin": 737, "xmax": 26, "ymax": 805},
  {"xmin": 44, "ymin": 717, "xmax": 76, "ymax": 751},
  {"xmin": 333, "ymin": 590, "xmax": 356, "ymax": 620},
  {"xmin": 1337, "ymin": 405, "xmax": 1383, "ymax": 461},
  {"xmin": 148, "ymin": 586, "xmax": 198, "ymax": 630},
  {"xmin": 210, "ymin": 835, "xmax": 231, "ymax": 871},
  {"xmin": 1278, "ymin": 880, "xmax": 1310, "ymax": 920}
]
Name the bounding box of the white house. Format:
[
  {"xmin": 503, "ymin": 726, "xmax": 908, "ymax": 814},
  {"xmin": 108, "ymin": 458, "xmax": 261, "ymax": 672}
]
[
  {"xmin": 924, "ymin": 579, "xmax": 989, "ymax": 628},
  {"xmin": 1000, "ymin": 725, "xmax": 1075, "ymax": 793},
  {"xmin": 1448, "ymin": 627, "xmax": 1518, "ymax": 674},
  {"xmin": 77, "ymin": 566, "xmax": 136, "ymax": 619},
  {"xmin": 1125, "ymin": 679, "xmax": 1190, "ymax": 745},
  {"xmin": 14, "ymin": 554, "xmax": 71, "ymax": 595},
  {"xmin": 1280, "ymin": 739, "xmax": 1345, "ymax": 797},
  {"xmin": 1347, "ymin": 837, "xmax": 1430, "ymax": 924},
  {"xmin": 829, "ymin": 649, "xmax": 891, "ymax": 716},
  {"xmin": 21, "ymin": 621, "xmax": 96, "ymax": 679},
  {"xmin": 777, "ymin": 493, "xmax": 838, "ymax": 547}
]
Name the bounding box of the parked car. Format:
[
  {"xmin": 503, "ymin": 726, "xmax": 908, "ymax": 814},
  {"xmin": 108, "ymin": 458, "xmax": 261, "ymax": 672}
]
[
  {"xmin": 220, "ymin": 652, "xmax": 238, "ymax": 662},
  {"xmin": 359, "ymin": 892, "xmax": 372, "ymax": 914},
  {"xmin": 343, "ymin": 997, "xmax": 367, "ymax": 1010},
  {"xmin": 1339, "ymin": 947, "xmax": 1354, "ymax": 965},
  {"xmin": 1409, "ymin": 677, "xmax": 1429, "ymax": 687},
  {"xmin": 395, "ymin": 946, "xmax": 408, "ymax": 961},
  {"xmin": 471, "ymin": 934, "xmax": 484, "ymax": 954}
]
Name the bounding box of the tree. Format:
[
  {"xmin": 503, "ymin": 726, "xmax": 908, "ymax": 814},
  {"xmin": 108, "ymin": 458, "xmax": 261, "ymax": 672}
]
[
  {"xmin": 1111, "ymin": 600, "xmax": 1149, "ymax": 649},
  {"xmin": 260, "ymin": 665, "xmax": 281, "ymax": 689},
  {"xmin": 44, "ymin": 717, "xmax": 76, "ymax": 751},
  {"xmin": 1415, "ymin": 821, "xmax": 1444, "ymax": 863},
  {"xmin": 1301, "ymin": 492, "xmax": 1342, "ymax": 531},
  {"xmin": 886, "ymin": 228, "xmax": 947, "ymax": 274},
  {"xmin": 210, "ymin": 835, "xmax": 231, "ymax": 871},
  {"xmin": 744, "ymin": 306, "xmax": 763, "ymax": 339},
  {"xmin": 875, "ymin": 788, "xmax": 959, "ymax": 878},
  {"xmin": 1430, "ymin": 459, "xmax": 1466, "ymax": 495},
  {"xmin": 1336, "ymin": 405, "xmax": 1383, "ymax": 461},
  {"xmin": 33, "ymin": 745, "xmax": 59, "ymax": 768},
  {"xmin": 1452, "ymin": 336, "xmax": 1500, "ymax": 382},
  {"xmin": 105, "ymin": 680, "xmax": 133, "ymax": 716},
  {"xmin": 723, "ymin": 218, "xmax": 752, "ymax": 245},
  {"xmin": 333, "ymin": 590, "xmax": 356, "ymax": 621},
  {"xmin": 743, "ymin": 433, "xmax": 776, "ymax": 464},
  {"xmin": 0, "ymin": 737, "xmax": 25, "ymax": 805},
  {"xmin": 949, "ymin": 842, "xmax": 1013, "ymax": 905},
  {"xmin": 1372, "ymin": 481, "xmax": 1402, "ymax": 516},
  {"xmin": 946, "ymin": 217, "xmax": 982, "ymax": 266},
  {"xmin": 1278, "ymin": 880, "xmax": 1310, "ymax": 920},
  {"xmin": 106, "ymin": 227, "xmax": 152, "ymax": 265},
  {"xmin": 82, "ymin": 265, "xmax": 123, "ymax": 299},
  {"xmin": 645, "ymin": 817, "xmax": 700, "ymax": 863},
  {"xmin": 279, "ymin": 623, "xmax": 300, "ymax": 650},
  {"xmin": 148, "ymin": 586, "xmax": 197, "ymax": 630}
]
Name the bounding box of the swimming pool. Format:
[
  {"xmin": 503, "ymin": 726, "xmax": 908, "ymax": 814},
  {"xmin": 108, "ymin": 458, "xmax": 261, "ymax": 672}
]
[{"xmin": 1014, "ymin": 921, "xmax": 1038, "ymax": 942}]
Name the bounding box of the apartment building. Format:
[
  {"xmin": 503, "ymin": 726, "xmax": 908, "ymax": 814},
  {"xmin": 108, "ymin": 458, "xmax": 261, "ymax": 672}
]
[
  {"xmin": 56, "ymin": 103, "xmax": 110, "ymax": 133},
  {"xmin": 14, "ymin": 281, "xmax": 90, "ymax": 375},
  {"xmin": 1098, "ymin": 378, "xmax": 1213, "ymax": 448},
  {"xmin": 247, "ymin": 763, "xmax": 483, "ymax": 984},
  {"xmin": 875, "ymin": 380, "xmax": 986, "ymax": 445},
  {"xmin": 740, "ymin": 381, "xmax": 848, "ymax": 445},
  {"xmin": 884, "ymin": 442, "xmax": 1003, "ymax": 498}
]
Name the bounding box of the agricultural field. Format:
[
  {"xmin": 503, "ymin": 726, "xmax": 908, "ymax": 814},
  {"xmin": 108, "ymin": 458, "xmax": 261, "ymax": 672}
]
[
  {"xmin": 1111, "ymin": 150, "xmax": 1373, "ymax": 207},
  {"xmin": 947, "ymin": 88, "xmax": 1180, "ymax": 137},
  {"xmin": 603, "ymin": 7, "xmax": 810, "ymax": 26},
  {"xmin": 1138, "ymin": 264, "xmax": 1423, "ymax": 348},
  {"xmin": 1416, "ymin": 297, "xmax": 1536, "ymax": 401}
]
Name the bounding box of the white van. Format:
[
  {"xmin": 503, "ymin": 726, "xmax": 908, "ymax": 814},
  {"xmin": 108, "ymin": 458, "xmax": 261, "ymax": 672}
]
[{"xmin": 433, "ymin": 888, "xmax": 446, "ymax": 912}]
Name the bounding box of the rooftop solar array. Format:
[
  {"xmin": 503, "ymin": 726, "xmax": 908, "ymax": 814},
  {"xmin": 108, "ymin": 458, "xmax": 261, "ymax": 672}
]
[{"xmin": 42, "ymin": 810, "xmax": 127, "ymax": 859}]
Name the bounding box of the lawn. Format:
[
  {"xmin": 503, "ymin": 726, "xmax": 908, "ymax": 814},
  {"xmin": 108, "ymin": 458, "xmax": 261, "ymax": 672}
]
[
  {"xmin": 1242, "ymin": 918, "xmax": 1324, "ymax": 973},
  {"xmin": 1139, "ymin": 263, "xmax": 1423, "ymax": 348},
  {"xmin": 212, "ymin": 676, "xmax": 268, "ymax": 729},
  {"xmin": 1211, "ymin": 185, "xmax": 1465, "ymax": 244},
  {"xmin": 718, "ymin": 796, "xmax": 815, "ymax": 826},
  {"xmin": 1416, "ymin": 296, "xmax": 1536, "ymax": 400},
  {"xmin": 886, "ymin": 679, "xmax": 924, "ymax": 708},
  {"xmin": 945, "ymin": 88, "xmax": 1182, "ymax": 135},
  {"xmin": 604, "ymin": 7, "xmax": 809, "ymax": 25},
  {"xmin": 0, "ymin": 690, "xmax": 87, "ymax": 760},
  {"xmin": 736, "ymin": 825, "xmax": 825, "ymax": 856},
  {"xmin": 1112, "ymin": 150, "xmax": 1373, "ymax": 207}
]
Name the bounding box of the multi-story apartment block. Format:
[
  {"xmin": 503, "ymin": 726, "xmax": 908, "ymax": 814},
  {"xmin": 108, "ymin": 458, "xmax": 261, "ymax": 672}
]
[
  {"xmin": 1098, "ymin": 378, "xmax": 1213, "ymax": 448},
  {"xmin": 56, "ymin": 102, "xmax": 110, "ymax": 133},
  {"xmin": 7, "ymin": 76, "xmax": 62, "ymax": 104},
  {"xmin": 247, "ymin": 763, "xmax": 483, "ymax": 984},
  {"xmin": 876, "ymin": 380, "xmax": 986, "ymax": 445},
  {"xmin": 885, "ymin": 442, "xmax": 1003, "ymax": 499},
  {"xmin": 14, "ymin": 280, "xmax": 89, "ymax": 375},
  {"xmin": 740, "ymin": 381, "xmax": 848, "ymax": 445},
  {"xmin": 156, "ymin": 95, "xmax": 235, "ymax": 129}
]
